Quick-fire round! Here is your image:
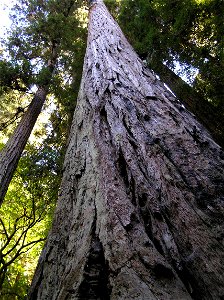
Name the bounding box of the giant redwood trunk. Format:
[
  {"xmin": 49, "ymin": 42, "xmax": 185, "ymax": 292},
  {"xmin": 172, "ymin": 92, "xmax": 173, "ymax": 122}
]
[{"xmin": 29, "ymin": 1, "xmax": 224, "ymax": 299}]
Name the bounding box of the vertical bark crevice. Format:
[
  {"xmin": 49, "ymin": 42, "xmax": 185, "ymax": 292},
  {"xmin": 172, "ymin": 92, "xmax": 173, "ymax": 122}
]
[
  {"xmin": 117, "ymin": 149, "xmax": 129, "ymax": 188},
  {"xmin": 77, "ymin": 233, "xmax": 111, "ymax": 300},
  {"xmin": 174, "ymin": 263, "xmax": 206, "ymax": 300}
]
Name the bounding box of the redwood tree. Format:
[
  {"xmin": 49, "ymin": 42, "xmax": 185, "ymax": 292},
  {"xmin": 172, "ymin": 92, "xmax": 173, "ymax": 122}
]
[
  {"xmin": 0, "ymin": 0, "xmax": 80, "ymax": 205},
  {"xmin": 0, "ymin": 36, "xmax": 59, "ymax": 205},
  {"xmin": 29, "ymin": 1, "xmax": 224, "ymax": 299}
]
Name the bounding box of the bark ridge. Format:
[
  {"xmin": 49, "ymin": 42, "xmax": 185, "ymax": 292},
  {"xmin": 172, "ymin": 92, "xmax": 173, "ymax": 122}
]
[{"xmin": 29, "ymin": 1, "xmax": 224, "ymax": 299}]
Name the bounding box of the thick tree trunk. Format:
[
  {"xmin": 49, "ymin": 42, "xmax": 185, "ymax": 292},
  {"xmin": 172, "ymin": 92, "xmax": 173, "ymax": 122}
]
[
  {"xmin": 29, "ymin": 1, "xmax": 224, "ymax": 299},
  {"xmin": 148, "ymin": 59, "xmax": 224, "ymax": 148}
]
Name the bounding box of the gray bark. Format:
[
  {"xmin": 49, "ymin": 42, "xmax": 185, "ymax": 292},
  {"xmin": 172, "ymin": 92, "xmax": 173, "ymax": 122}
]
[
  {"xmin": 148, "ymin": 58, "xmax": 224, "ymax": 148},
  {"xmin": 29, "ymin": 1, "xmax": 224, "ymax": 299}
]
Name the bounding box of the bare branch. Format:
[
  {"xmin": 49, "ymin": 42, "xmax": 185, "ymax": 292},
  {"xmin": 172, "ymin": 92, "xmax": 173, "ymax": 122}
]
[
  {"xmin": 5, "ymin": 237, "xmax": 46, "ymax": 268},
  {"xmin": 0, "ymin": 104, "xmax": 30, "ymax": 131},
  {"xmin": 0, "ymin": 218, "xmax": 9, "ymax": 241}
]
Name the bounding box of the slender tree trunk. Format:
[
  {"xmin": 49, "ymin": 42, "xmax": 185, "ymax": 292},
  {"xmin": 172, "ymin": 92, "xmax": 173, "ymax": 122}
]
[
  {"xmin": 0, "ymin": 87, "xmax": 47, "ymax": 203},
  {"xmin": 0, "ymin": 0, "xmax": 79, "ymax": 205},
  {"xmin": 29, "ymin": 1, "xmax": 224, "ymax": 299},
  {"xmin": 148, "ymin": 58, "xmax": 224, "ymax": 148},
  {"xmin": 0, "ymin": 41, "xmax": 58, "ymax": 205}
]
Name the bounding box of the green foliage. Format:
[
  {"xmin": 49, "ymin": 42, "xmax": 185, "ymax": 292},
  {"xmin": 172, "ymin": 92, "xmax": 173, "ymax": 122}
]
[
  {"xmin": 0, "ymin": 60, "xmax": 32, "ymax": 94},
  {"xmin": 0, "ymin": 91, "xmax": 32, "ymax": 139},
  {"xmin": 35, "ymin": 66, "xmax": 54, "ymax": 86},
  {"xmin": 0, "ymin": 0, "xmax": 87, "ymax": 112},
  {"xmin": 118, "ymin": 0, "xmax": 224, "ymax": 111},
  {"xmin": 104, "ymin": 0, "xmax": 121, "ymax": 18},
  {"xmin": 0, "ymin": 100, "xmax": 66, "ymax": 297},
  {"xmin": 0, "ymin": 141, "xmax": 60, "ymax": 299}
]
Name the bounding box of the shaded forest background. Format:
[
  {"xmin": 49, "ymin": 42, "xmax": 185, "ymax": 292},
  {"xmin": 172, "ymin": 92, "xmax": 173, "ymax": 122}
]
[{"xmin": 0, "ymin": 0, "xmax": 223, "ymax": 298}]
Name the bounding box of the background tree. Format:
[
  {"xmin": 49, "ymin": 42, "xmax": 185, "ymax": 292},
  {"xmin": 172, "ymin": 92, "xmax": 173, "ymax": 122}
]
[
  {"xmin": 29, "ymin": 1, "xmax": 224, "ymax": 299},
  {"xmin": 0, "ymin": 0, "xmax": 87, "ymax": 204}
]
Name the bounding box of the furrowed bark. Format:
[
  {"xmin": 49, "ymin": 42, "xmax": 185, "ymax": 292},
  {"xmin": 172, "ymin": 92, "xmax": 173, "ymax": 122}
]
[
  {"xmin": 29, "ymin": 1, "xmax": 224, "ymax": 299},
  {"xmin": 148, "ymin": 58, "xmax": 224, "ymax": 148}
]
